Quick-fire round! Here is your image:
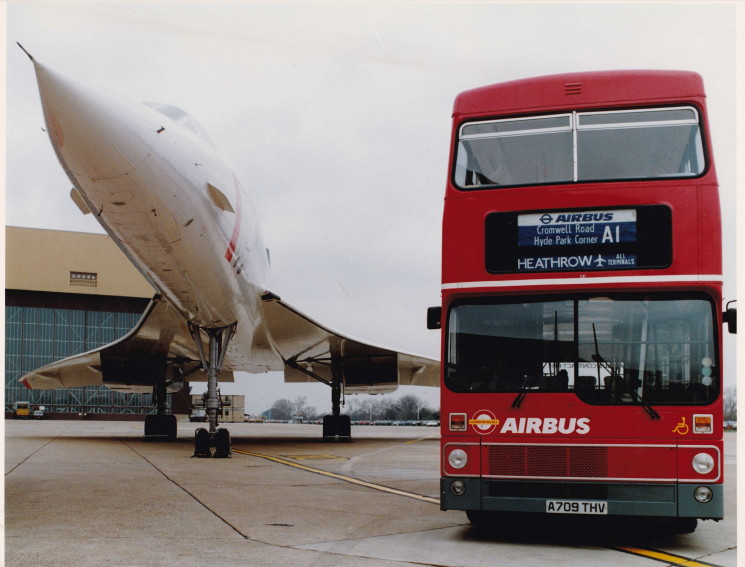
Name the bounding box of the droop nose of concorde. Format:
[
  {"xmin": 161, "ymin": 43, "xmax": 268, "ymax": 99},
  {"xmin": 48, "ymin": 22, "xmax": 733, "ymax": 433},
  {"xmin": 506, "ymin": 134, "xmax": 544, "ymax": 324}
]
[{"xmin": 32, "ymin": 59, "xmax": 152, "ymax": 183}]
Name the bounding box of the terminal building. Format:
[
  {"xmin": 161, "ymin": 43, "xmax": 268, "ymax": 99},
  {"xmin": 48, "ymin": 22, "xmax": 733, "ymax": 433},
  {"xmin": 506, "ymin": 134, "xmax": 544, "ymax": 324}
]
[{"xmin": 5, "ymin": 226, "xmax": 190, "ymax": 418}]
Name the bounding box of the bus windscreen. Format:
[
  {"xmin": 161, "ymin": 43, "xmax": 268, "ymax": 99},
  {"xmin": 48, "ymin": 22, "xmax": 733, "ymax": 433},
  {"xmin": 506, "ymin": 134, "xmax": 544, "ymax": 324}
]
[{"xmin": 445, "ymin": 293, "xmax": 718, "ymax": 406}]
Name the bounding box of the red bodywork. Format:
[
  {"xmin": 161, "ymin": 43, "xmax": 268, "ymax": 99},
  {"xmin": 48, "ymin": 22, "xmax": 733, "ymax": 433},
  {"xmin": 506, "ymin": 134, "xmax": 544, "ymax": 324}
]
[{"xmin": 440, "ymin": 71, "xmax": 723, "ymax": 515}]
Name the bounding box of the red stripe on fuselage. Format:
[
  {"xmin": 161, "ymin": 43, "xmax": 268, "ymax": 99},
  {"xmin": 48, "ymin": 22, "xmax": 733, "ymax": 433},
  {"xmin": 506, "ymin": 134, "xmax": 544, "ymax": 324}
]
[{"xmin": 225, "ymin": 173, "xmax": 243, "ymax": 262}]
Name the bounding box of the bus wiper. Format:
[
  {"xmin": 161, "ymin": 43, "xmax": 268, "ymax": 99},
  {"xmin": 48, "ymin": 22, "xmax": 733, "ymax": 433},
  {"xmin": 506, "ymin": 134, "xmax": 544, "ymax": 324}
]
[
  {"xmin": 511, "ymin": 375, "xmax": 539, "ymax": 408},
  {"xmin": 591, "ymin": 324, "xmax": 659, "ymax": 420},
  {"xmin": 608, "ymin": 373, "xmax": 660, "ymax": 420},
  {"xmin": 513, "ymin": 311, "xmax": 558, "ymax": 409}
]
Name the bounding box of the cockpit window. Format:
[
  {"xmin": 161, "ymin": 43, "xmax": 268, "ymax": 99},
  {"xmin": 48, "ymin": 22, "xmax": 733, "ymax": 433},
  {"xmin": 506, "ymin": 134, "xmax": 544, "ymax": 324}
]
[
  {"xmin": 152, "ymin": 103, "xmax": 187, "ymax": 122},
  {"xmin": 142, "ymin": 101, "xmax": 214, "ymax": 145}
]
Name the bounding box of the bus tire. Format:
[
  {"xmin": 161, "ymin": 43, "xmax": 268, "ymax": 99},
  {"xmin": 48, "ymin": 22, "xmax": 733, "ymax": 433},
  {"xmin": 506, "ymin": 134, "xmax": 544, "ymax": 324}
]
[
  {"xmin": 673, "ymin": 517, "xmax": 697, "ymax": 534},
  {"xmin": 466, "ymin": 510, "xmax": 505, "ymax": 528}
]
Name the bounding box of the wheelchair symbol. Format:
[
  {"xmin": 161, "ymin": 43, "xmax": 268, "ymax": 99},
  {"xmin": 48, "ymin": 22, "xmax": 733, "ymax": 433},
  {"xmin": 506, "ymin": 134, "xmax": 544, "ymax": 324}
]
[{"xmin": 673, "ymin": 417, "xmax": 689, "ymax": 435}]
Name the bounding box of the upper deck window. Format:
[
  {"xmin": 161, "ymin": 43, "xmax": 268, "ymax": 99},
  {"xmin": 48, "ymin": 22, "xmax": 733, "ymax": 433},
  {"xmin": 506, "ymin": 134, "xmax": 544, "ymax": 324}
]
[{"xmin": 455, "ymin": 106, "xmax": 705, "ymax": 189}]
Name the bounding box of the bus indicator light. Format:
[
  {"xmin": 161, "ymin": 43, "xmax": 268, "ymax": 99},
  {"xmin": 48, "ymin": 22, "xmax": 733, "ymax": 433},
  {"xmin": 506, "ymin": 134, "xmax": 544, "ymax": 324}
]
[
  {"xmin": 694, "ymin": 414, "xmax": 713, "ymax": 434},
  {"xmin": 449, "ymin": 413, "xmax": 467, "ymax": 431}
]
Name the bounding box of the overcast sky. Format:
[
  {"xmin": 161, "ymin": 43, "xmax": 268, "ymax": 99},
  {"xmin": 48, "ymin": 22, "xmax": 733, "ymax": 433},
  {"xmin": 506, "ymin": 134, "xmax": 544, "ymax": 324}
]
[{"xmin": 5, "ymin": 2, "xmax": 740, "ymax": 414}]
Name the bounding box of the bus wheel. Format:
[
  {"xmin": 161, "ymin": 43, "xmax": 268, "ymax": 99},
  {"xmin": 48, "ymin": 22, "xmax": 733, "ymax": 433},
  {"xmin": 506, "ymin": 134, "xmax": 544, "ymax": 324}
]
[
  {"xmin": 466, "ymin": 510, "xmax": 506, "ymax": 528},
  {"xmin": 672, "ymin": 518, "xmax": 697, "ymax": 534}
]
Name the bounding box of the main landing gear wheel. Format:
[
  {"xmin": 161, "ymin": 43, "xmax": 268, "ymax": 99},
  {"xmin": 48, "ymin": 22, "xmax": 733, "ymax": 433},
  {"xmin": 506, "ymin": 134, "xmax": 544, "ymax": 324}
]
[
  {"xmin": 144, "ymin": 414, "xmax": 177, "ymax": 441},
  {"xmin": 322, "ymin": 414, "xmax": 351, "ymax": 442},
  {"xmin": 145, "ymin": 372, "xmax": 177, "ymax": 441},
  {"xmin": 323, "ymin": 359, "xmax": 351, "ymax": 442},
  {"xmin": 193, "ymin": 427, "xmax": 232, "ymax": 458},
  {"xmin": 284, "ymin": 337, "xmax": 353, "ymax": 443}
]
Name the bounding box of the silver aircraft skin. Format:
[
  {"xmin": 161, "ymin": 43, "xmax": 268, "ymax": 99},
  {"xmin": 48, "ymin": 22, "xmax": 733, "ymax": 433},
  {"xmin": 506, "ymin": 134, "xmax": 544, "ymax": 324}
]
[{"xmin": 19, "ymin": 48, "xmax": 438, "ymax": 454}]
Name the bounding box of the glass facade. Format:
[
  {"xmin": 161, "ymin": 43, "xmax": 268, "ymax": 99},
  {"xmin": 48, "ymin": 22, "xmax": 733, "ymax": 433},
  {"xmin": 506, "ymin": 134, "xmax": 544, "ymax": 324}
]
[{"xmin": 5, "ymin": 295, "xmax": 158, "ymax": 414}]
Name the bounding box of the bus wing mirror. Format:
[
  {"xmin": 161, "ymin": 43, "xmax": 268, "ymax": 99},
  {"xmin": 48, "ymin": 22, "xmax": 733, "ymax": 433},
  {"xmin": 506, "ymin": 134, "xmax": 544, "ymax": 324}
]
[
  {"xmin": 427, "ymin": 306, "xmax": 442, "ymax": 330},
  {"xmin": 724, "ymin": 301, "xmax": 737, "ymax": 334}
]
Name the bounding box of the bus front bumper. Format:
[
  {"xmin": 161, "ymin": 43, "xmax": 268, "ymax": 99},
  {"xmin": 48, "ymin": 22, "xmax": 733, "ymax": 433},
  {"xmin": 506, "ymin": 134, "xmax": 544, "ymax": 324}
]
[{"xmin": 441, "ymin": 478, "xmax": 723, "ymax": 519}]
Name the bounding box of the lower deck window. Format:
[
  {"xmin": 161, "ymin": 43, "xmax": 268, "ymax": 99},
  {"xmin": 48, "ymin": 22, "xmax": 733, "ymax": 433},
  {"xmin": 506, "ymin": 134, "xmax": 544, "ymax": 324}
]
[{"xmin": 445, "ymin": 293, "xmax": 717, "ymax": 405}]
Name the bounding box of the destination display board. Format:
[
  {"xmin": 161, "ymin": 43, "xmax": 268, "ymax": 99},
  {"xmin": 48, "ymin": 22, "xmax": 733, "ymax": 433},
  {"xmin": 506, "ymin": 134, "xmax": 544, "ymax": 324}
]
[{"xmin": 485, "ymin": 205, "xmax": 672, "ymax": 274}]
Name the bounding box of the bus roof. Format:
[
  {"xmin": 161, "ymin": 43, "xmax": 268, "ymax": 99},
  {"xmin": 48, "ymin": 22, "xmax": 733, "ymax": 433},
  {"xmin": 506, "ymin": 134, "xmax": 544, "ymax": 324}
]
[{"xmin": 453, "ymin": 70, "xmax": 706, "ymax": 118}]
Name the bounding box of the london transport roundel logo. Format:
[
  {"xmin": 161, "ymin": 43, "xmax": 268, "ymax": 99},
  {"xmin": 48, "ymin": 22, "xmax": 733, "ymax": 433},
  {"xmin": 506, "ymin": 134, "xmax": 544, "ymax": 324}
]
[
  {"xmin": 540, "ymin": 213, "xmax": 553, "ymax": 225},
  {"xmin": 468, "ymin": 410, "xmax": 499, "ymax": 435}
]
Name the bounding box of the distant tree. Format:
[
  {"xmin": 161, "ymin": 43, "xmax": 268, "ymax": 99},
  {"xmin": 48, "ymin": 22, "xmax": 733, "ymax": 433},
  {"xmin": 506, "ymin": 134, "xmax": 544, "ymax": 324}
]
[
  {"xmin": 395, "ymin": 394, "xmax": 424, "ymax": 420},
  {"xmin": 291, "ymin": 396, "xmax": 316, "ymax": 420},
  {"xmin": 340, "ymin": 394, "xmax": 438, "ymax": 422},
  {"xmin": 378, "ymin": 398, "xmax": 398, "ymax": 420},
  {"xmin": 419, "ymin": 406, "xmax": 440, "ymax": 421},
  {"xmin": 724, "ymin": 387, "xmax": 737, "ymax": 422},
  {"xmin": 269, "ymin": 398, "xmax": 293, "ymax": 420},
  {"xmin": 342, "ymin": 398, "xmax": 368, "ymax": 421}
]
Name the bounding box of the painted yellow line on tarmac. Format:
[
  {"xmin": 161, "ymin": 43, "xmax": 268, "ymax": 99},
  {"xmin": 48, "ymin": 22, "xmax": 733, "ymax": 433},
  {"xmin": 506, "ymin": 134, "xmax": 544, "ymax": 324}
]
[
  {"xmin": 613, "ymin": 547, "xmax": 723, "ymax": 567},
  {"xmin": 280, "ymin": 454, "xmax": 346, "ymax": 461},
  {"xmin": 404, "ymin": 433, "xmax": 439, "ymax": 445},
  {"xmin": 233, "ymin": 449, "xmax": 718, "ymax": 567},
  {"xmin": 233, "ymin": 448, "xmax": 439, "ymax": 505}
]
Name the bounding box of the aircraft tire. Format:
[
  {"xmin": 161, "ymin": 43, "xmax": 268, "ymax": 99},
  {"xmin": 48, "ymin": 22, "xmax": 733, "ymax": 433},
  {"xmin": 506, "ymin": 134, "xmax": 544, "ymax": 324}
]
[
  {"xmin": 165, "ymin": 414, "xmax": 177, "ymax": 441},
  {"xmin": 322, "ymin": 415, "xmax": 352, "ymax": 441},
  {"xmin": 213, "ymin": 428, "xmax": 231, "ymax": 458},
  {"xmin": 144, "ymin": 414, "xmax": 178, "ymax": 441},
  {"xmin": 194, "ymin": 427, "xmax": 211, "ymax": 458}
]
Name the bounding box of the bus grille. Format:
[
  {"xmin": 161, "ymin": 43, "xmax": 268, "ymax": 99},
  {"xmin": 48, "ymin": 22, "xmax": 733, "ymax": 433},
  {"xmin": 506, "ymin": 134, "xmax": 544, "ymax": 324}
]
[{"xmin": 486, "ymin": 445, "xmax": 609, "ymax": 478}]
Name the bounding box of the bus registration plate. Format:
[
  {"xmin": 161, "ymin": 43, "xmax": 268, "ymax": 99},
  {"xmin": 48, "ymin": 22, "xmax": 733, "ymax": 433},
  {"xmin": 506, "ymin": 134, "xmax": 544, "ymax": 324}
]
[{"xmin": 546, "ymin": 500, "xmax": 608, "ymax": 515}]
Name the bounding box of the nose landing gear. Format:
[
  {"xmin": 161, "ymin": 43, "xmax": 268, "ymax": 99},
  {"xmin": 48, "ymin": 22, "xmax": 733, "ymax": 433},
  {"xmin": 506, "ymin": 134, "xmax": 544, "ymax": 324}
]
[
  {"xmin": 189, "ymin": 322, "xmax": 236, "ymax": 458},
  {"xmin": 194, "ymin": 427, "xmax": 231, "ymax": 458}
]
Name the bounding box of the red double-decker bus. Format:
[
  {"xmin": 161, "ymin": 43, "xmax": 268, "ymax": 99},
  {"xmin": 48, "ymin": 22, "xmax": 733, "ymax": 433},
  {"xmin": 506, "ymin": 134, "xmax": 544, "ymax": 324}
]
[{"xmin": 431, "ymin": 70, "xmax": 736, "ymax": 533}]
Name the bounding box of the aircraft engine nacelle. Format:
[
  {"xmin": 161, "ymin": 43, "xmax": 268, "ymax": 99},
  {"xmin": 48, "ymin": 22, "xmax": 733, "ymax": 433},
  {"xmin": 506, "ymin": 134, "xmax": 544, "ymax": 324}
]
[
  {"xmin": 100, "ymin": 352, "xmax": 168, "ymax": 387},
  {"xmin": 341, "ymin": 354, "xmax": 398, "ymax": 394}
]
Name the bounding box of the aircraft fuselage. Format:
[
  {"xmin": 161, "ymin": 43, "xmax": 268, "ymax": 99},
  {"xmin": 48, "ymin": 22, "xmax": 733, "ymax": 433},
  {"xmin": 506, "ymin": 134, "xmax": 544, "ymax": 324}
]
[{"xmin": 34, "ymin": 62, "xmax": 277, "ymax": 372}]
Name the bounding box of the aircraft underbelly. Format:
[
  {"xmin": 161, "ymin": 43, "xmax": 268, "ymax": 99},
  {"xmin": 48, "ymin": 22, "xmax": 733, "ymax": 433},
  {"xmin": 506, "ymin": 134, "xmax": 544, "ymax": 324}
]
[{"xmin": 78, "ymin": 153, "xmax": 245, "ymax": 326}]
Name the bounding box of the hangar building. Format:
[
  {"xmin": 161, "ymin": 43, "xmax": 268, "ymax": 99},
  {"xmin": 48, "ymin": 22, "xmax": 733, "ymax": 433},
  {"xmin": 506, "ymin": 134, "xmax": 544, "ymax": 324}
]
[{"xmin": 5, "ymin": 226, "xmax": 190, "ymax": 418}]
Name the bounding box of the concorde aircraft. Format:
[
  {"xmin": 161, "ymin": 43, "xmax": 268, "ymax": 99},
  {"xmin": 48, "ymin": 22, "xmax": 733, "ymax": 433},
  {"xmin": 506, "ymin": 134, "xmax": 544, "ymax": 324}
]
[{"xmin": 18, "ymin": 45, "xmax": 439, "ymax": 457}]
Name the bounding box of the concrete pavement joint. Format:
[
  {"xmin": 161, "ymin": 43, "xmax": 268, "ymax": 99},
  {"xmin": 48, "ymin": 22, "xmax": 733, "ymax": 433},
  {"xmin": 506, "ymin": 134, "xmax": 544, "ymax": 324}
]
[
  {"xmin": 688, "ymin": 546, "xmax": 737, "ymax": 567},
  {"xmin": 5, "ymin": 436, "xmax": 58, "ymax": 477},
  {"xmin": 121, "ymin": 439, "xmax": 251, "ymax": 540}
]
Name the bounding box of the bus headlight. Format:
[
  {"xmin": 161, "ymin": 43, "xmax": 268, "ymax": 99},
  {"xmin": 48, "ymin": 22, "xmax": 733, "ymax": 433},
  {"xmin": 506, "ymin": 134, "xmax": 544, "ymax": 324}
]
[
  {"xmin": 448, "ymin": 449, "xmax": 468, "ymax": 469},
  {"xmin": 692, "ymin": 452, "xmax": 715, "ymax": 474},
  {"xmin": 694, "ymin": 486, "xmax": 713, "ymax": 503},
  {"xmin": 450, "ymin": 480, "xmax": 467, "ymax": 496}
]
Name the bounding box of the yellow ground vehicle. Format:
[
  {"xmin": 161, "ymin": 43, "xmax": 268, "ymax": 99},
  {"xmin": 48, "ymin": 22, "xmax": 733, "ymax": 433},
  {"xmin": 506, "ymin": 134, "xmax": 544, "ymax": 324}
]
[{"xmin": 13, "ymin": 401, "xmax": 30, "ymax": 419}]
